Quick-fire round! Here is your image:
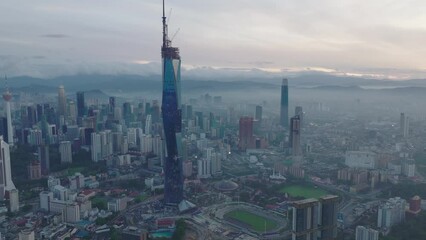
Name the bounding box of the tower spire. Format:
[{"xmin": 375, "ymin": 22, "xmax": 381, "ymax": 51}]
[{"xmin": 162, "ymin": 0, "xmax": 168, "ymax": 48}]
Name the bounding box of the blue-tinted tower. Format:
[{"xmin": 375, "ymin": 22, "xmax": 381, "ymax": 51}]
[
  {"xmin": 280, "ymin": 78, "xmax": 289, "ymax": 128},
  {"xmin": 161, "ymin": 0, "xmax": 184, "ymax": 205}
]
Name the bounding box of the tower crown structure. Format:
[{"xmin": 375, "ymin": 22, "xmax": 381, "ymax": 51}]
[{"xmin": 3, "ymin": 76, "xmax": 11, "ymax": 102}]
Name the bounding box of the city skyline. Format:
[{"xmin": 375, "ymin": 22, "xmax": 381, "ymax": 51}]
[{"xmin": 1, "ymin": 1, "xmax": 426, "ymax": 79}]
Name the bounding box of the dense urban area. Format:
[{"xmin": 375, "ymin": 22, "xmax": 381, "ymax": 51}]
[{"xmin": 1, "ymin": 1, "xmax": 426, "ymax": 240}]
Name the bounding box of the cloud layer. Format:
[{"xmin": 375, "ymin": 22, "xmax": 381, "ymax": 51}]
[{"xmin": 1, "ymin": 0, "xmax": 426, "ymax": 79}]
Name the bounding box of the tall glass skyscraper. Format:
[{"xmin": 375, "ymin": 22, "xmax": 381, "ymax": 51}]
[
  {"xmin": 161, "ymin": 0, "xmax": 183, "ymax": 205},
  {"xmin": 280, "ymin": 78, "xmax": 289, "ymax": 128}
]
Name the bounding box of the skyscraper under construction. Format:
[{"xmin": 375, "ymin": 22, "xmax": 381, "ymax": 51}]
[{"xmin": 161, "ymin": 0, "xmax": 183, "ymax": 205}]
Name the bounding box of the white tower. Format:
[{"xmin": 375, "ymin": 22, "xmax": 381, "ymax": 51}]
[
  {"xmin": 3, "ymin": 77, "xmax": 13, "ymax": 146},
  {"xmin": 58, "ymin": 85, "xmax": 66, "ymax": 117},
  {"xmin": 0, "ymin": 137, "xmax": 16, "ymax": 200}
]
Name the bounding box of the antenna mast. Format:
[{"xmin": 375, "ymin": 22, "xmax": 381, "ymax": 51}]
[{"xmin": 162, "ymin": 0, "xmax": 168, "ymax": 48}]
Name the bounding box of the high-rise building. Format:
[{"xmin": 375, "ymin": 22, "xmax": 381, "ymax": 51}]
[
  {"xmin": 58, "ymin": 85, "xmax": 67, "ymax": 117},
  {"xmin": 355, "ymin": 226, "xmax": 379, "ymax": 240},
  {"xmin": 295, "ymin": 106, "xmax": 303, "ymax": 127},
  {"xmin": 145, "ymin": 114, "xmax": 152, "ymax": 135},
  {"xmin": 39, "ymin": 191, "xmax": 53, "ymax": 211},
  {"xmin": 400, "ymin": 113, "xmax": 409, "ymax": 138},
  {"xmin": 59, "ymin": 141, "xmax": 72, "ymax": 164},
  {"xmin": 280, "ymin": 78, "xmax": 289, "ymax": 128},
  {"xmin": 27, "ymin": 161, "xmax": 41, "ymax": 180},
  {"xmin": 239, "ymin": 116, "xmax": 254, "ymax": 150},
  {"xmin": 197, "ymin": 158, "xmax": 211, "ymax": 178},
  {"xmin": 290, "ymin": 115, "xmax": 302, "ymax": 156},
  {"xmin": 76, "ymin": 91, "xmax": 85, "ymax": 118},
  {"xmin": 255, "ymin": 105, "xmax": 262, "ymax": 123},
  {"xmin": 18, "ymin": 229, "xmax": 35, "ymax": 240},
  {"xmin": 0, "ymin": 117, "xmax": 8, "ymax": 144},
  {"xmin": 318, "ymin": 195, "xmax": 339, "ymax": 240},
  {"xmin": 292, "ymin": 198, "xmax": 319, "ymax": 240},
  {"xmin": 3, "ymin": 83, "xmax": 13, "ymax": 145},
  {"xmin": 0, "ymin": 137, "xmax": 16, "ymax": 200},
  {"xmin": 292, "ymin": 195, "xmax": 339, "ymax": 240},
  {"xmin": 9, "ymin": 188, "xmax": 19, "ymax": 212},
  {"xmin": 161, "ymin": 0, "xmax": 184, "ymax": 205},
  {"xmin": 38, "ymin": 144, "xmax": 50, "ymax": 175},
  {"xmin": 377, "ymin": 197, "xmax": 406, "ymax": 229},
  {"xmin": 109, "ymin": 97, "xmax": 116, "ymax": 113}
]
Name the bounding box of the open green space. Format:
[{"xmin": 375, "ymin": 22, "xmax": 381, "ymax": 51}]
[
  {"xmin": 279, "ymin": 184, "xmax": 328, "ymax": 199},
  {"xmin": 224, "ymin": 209, "xmax": 278, "ymax": 232}
]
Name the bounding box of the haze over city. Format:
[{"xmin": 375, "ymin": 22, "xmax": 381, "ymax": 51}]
[{"xmin": 1, "ymin": 1, "xmax": 426, "ymax": 240}]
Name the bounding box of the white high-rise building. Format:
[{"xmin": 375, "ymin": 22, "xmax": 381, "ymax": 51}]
[
  {"xmin": 197, "ymin": 158, "xmax": 211, "ymax": 178},
  {"xmin": 400, "ymin": 113, "xmax": 409, "ymax": 138},
  {"xmin": 3, "ymin": 85, "xmax": 13, "ymax": 146},
  {"xmin": 58, "ymin": 85, "xmax": 67, "ymax": 117},
  {"xmin": 91, "ymin": 132, "xmax": 102, "ymax": 162},
  {"xmin": 145, "ymin": 114, "xmax": 152, "ymax": 135},
  {"xmin": 355, "ymin": 226, "xmax": 379, "ymax": 240},
  {"xmin": 377, "ymin": 197, "xmax": 406, "ymax": 229},
  {"xmin": 39, "ymin": 191, "xmax": 53, "ymax": 211},
  {"xmin": 0, "ymin": 138, "xmax": 15, "ymax": 200},
  {"xmin": 211, "ymin": 153, "xmax": 222, "ymax": 175},
  {"xmin": 59, "ymin": 141, "xmax": 72, "ymax": 164},
  {"xmin": 18, "ymin": 229, "xmax": 35, "ymax": 240},
  {"xmin": 140, "ymin": 134, "xmax": 153, "ymax": 154},
  {"xmin": 9, "ymin": 188, "xmax": 19, "ymax": 212}
]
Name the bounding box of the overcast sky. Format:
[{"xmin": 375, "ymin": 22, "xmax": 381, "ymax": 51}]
[{"xmin": 1, "ymin": 0, "xmax": 426, "ymax": 79}]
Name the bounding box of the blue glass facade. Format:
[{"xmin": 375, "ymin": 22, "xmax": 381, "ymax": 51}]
[
  {"xmin": 161, "ymin": 27, "xmax": 184, "ymax": 204},
  {"xmin": 280, "ymin": 79, "xmax": 289, "ymax": 128}
]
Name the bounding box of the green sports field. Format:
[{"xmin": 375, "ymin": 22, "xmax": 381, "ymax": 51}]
[
  {"xmin": 224, "ymin": 209, "xmax": 278, "ymax": 232},
  {"xmin": 279, "ymin": 184, "xmax": 328, "ymax": 199}
]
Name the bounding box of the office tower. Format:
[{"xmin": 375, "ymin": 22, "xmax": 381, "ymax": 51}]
[
  {"xmin": 9, "ymin": 188, "xmax": 19, "ymax": 212},
  {"xmin": 39, "ymin": 191, "xmax": 53, "ymax": 211},
  {"xmin": 0, "ymin": 117, "xmax": 8, "ymax": 143},
  {"xmin": 27, "ymin": 161, "xmax": 41, "ymax": 180},
  {"xmin": 400, "ymin": 113, "xmax": 409, "ymax": 138},
  {"xmin": 295, "ymin": 106, "xmax": 303, "ymax": 127},
  {"xmin": 255, "ymin": 105, "xmax": 262, "ymax": 124},
  {"xmin": 76, "ymin": 91, "xmax": 85, "ymax": 118},
  {"xmin": 123, "ymin": 102, "xmax": 133, "ymax": 122},
  {"xmin": 151, "ymin": 100, "xmax": 161, "ymax": 123},
  {"xmin": 355, "ymin": 226, "xmax": 379, "ymax": 240},
  {"xmin": 186, "ymin": 105, "xmax": 193, "ymax": 120},
  {"xmin": 239, "ymin": 117, "xmax": 254, "ymax": 150},
  {"xmin": 109, "ymin": 97, "xmax": 116, "ymax": 113},
  {"xmin": 197, "ymin": 158, "xmax": 211, "ymax": 178},
  {"xmin": 292, "ymin": 196, "xmax": 339, "ymax": 240},
  {"xmin": 195, "ymin": 111, "xmax": 204, "ymax": 129},
  {"xmin": 280, "ymin": 78, "xmax": 289, "ymax": 128},
  {"xmin": 3, "ymin": 84, "xmax": 13, "ymax": 145},
  {"xmin": 59, "ymin": 141, "xmax": 72, "ymax": 164},
  {"xmin": 292, "ymin": 198, "xmax": 319, "ymax": 240},
  {"xmin": 58, "ymin": 85, "xmax": 67, "ymax": 117},
  {"xmin": 161, "ymin": 0, "xmax": 184, "ymax": 205},
  {"xmin": 0, "ymin": 137, "xmax": 16, "ymax": 200},
  {"xmin": 91, "ymin": 132, "xmax": 105, "ymax": 162},
  {"xmin": 145, "ymin": 115, "xmax": 152, "ymax": 135},
  {"xmin": 290, "ymin": 115, "xmax": 302, "ymax": 156},
  {"xmin": 377, "ymin": 197, "xmax": 406, "ymax": 229},
  {"xmin": 318, "ymin": 195, "xmax": 339, "ymax": 240},
  {"xmin": 68, "ymin": 101, "xmax": 76, "ymax": 123}
]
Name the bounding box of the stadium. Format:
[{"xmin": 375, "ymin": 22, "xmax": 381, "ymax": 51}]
[{"xmin": 214, "ymin": 202, "xmax": 288, "ymax": 237}]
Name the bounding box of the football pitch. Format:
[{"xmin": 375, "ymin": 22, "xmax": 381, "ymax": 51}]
[
  {"xmin": 224, "ymin": 209, "xmax": 278, "ymax": 232},
  {"xmin": 279, "ymin": 184, "xmax": 328, "ymax": 198}
]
